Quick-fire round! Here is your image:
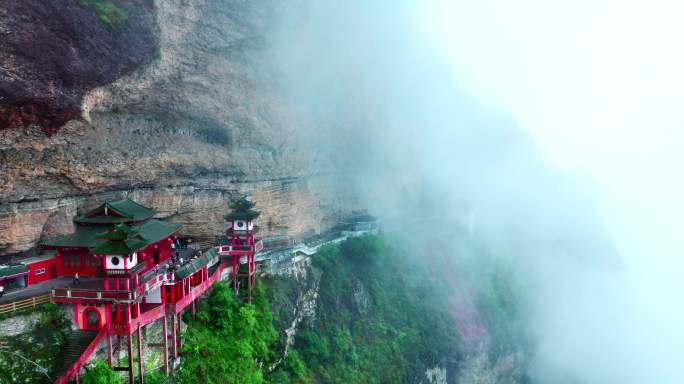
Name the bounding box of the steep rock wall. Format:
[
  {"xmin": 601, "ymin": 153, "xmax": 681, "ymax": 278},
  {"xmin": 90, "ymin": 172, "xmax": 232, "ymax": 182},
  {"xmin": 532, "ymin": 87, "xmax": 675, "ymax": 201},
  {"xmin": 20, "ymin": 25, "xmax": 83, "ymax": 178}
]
[
  {"xmin": 0, "ymin": 0, "xmax": 158, "ymax": 134},
  {"xmin": 264, "ymin": 255, "xmax": 322, "ymax": 360},
  {"xmin": 0, "ymin": 0, "xmax": 359, "ymax": 257}
]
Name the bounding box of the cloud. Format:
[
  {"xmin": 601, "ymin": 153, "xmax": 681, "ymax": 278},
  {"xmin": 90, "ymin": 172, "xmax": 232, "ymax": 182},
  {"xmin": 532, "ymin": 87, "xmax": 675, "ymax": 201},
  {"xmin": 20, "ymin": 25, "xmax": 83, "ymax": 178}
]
[{"xmin": 268, "ymin": 1, "xmax": 684, "ymax": 382}]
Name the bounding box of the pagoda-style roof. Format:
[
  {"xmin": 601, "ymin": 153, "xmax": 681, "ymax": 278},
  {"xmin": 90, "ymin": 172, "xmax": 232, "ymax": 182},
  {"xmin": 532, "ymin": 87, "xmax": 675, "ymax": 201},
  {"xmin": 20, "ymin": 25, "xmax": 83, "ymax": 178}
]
[
  {"xmin": 96, "ymin": 223, "xmax": 139, "ymax": 240},
  {"xmin": 0, "ymin": 263, "xmax": 29, "ymax": 279},
  {"xmin": 74, "ymin": 198, "xmax": 156, "ymax": 225},
  {"xmin": 41, "ymin": 226, "xmax": 104, "ymax": 249},
  {"xmin": 224, "ymin": 210, "xmax": 260, "ymax": 221},
  {"xmin": 175, "ymin": 249, "xmax": 217, "ymax": 279},
  {"xmin": 134, "ymin": 220, "xmax": 182, "ymax": 245},
  {"xmin": 224, "ymin": 197, "xmax": 260, "ymax": 221},
  {"xmin": 342, "ymin": 210, "xmax": 377, "ymax": 224},
  {"xmin": 91, "ymin": 224, "xmax": 148, "ymax": 255},
  {"xmin": 92, "ymin": 238, "xmax": 147, "ymax": 255},
  {"xmin": 42, "ymin": 219, "xmax": 182, "ymax": 251}
]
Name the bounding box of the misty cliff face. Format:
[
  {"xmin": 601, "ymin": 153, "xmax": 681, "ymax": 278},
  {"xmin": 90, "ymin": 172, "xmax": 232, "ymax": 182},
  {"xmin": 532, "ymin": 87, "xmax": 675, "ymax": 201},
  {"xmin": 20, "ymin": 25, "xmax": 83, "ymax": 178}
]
[
  {"xmin": 0, "ymin": 0, "xmax": 355, "ymax": 256},
  {"xmin": 264, "ymin": 235, "xmax": 528, "ymax": 383}
]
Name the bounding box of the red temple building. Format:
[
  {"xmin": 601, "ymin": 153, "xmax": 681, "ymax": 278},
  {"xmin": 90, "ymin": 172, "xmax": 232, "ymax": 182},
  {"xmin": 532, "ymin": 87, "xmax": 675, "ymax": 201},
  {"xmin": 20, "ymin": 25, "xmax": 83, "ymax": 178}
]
[
  {"xmin": 0, "ymin": 253, "xmax": 58, "ymax": 289},
  {"xmin": 216, "ymin": 197, "xmax": 262, "ymax": 302},
  {"xmin": 34, "ymin": 197, "xmax": 261, "ymax": 384}
]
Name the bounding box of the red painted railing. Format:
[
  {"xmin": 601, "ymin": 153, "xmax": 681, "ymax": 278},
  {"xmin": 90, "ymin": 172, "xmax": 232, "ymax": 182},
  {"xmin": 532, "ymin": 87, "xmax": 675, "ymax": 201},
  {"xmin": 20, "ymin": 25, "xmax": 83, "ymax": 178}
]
[
  {"xmin": 110, "ymin": 322, "xmax": 128, "ymax": 334},
  {"xmin": 52, "ymin": 259, "xmax": 233, "ymax": 383},
  {"xmin": 52, "ymin": 272, "xmax": 173, "ymax": 304},
  {"xmin": 103, "ymin": 262, "xmax": 146, "ymax": 276},
  {"xmin": 132, "ymin": 272, "xmax": 172, "ymax": 300},
  {"xmin": 52, "ymin": 288, "xmax": 132, "ymax": 302},
  {"xmin": 216, "ymin": 240, "xmax": 262, "ymax": 255},
  {"xmin": 136, "ymin": 304, "xmax": 167, "ymax": 328},
  {"xmin": 173, "ymin": 263, "xmax": 223, "ymax": 315}
]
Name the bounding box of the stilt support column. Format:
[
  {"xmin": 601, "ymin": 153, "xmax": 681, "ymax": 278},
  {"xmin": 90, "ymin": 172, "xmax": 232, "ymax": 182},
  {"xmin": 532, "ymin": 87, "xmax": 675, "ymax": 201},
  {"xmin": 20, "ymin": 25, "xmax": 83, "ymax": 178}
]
[
  {"xmin": 163, "ymin": 314, "xmax": 169, "ymax": 375},
  {"xmin": 137, "ymin": 326, "xmax": 144, "ymax": 384}
]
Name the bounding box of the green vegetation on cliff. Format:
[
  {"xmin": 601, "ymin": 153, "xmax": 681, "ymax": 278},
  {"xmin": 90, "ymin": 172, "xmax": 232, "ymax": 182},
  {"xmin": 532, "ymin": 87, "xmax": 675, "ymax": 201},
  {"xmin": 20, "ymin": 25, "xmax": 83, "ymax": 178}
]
[
  {"xmin": 81, "ymin": 360, "xmax": 122, "ymax": 384},
  {"xmin": 0, "ymin": 303, "xmax": 70, "ymax": 383},
  {"xmin": 174, "ymin": 234, "xmax": 460, "ymax": 384},
  {"xmin": 285, "ymin": 235, "xmax": 461, "ymax": 383},
  {"xmin": 78, "ymin": 0, "xmax": 128, "ymax": 27},
  {"xmin": 176, "ymin": 282, "xmax": 280, "ymax": 383},
  {"xmin": 76, "ymin": 234, "xmax": 523, "ymax": 383}
]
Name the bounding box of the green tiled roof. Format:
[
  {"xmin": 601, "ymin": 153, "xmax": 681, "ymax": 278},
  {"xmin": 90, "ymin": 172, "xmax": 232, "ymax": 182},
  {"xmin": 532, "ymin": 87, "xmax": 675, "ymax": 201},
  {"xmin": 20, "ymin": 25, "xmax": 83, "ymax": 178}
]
[
  {"xmin": 229, "ymin": 197, "xmax": 255, "ymax": 211},
  {"xmin": 74, "ymin": 198, "xmax": 156, "ymax": 224},
  {"xmin": 91, "ymin": 238, "xmax": 148, "ymax": 255},
  {"xmin": 175, "ymin": 249, "xmax": 217, "ymax": 279},
  {"xmin": 0, "ymin": 263, "xmax": 29, "ymax": 279},
  {"xmin": 41, "ymin": 219, "xmax": 181, "ymax": 251},
  {"xmin": 41, "ymin": 226, "xmax": 103, "ymax": 248},
  {"xmin": 97, "ymin": 223, "xmax": 139, "ymax": 240},
  {"xmin": 224, "ymin": 197, "xmax": 260, "ymax": 221},
  {"xmin": 135, "ymin": 220, "xmax": 182, "ymax": 244},
  {"xmin": 224, "ymin": 209, "xmax": 260, "ymax": 221},
  {"xmin": 92, "ymin": 224, "xmax": 149, "ymax": 255}
]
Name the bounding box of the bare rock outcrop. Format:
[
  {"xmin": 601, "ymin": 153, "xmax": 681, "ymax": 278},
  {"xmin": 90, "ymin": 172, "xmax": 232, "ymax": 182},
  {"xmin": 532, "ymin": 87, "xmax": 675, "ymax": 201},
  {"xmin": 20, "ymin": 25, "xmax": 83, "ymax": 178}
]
[{"xmin": 0, "ymin": 1, "xmax": 359, "ymax": 256}]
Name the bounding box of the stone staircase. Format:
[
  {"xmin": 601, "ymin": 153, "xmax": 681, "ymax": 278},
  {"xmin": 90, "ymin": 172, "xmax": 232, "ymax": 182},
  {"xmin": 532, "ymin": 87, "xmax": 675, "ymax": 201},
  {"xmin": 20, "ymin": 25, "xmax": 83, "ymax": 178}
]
[{"xmin": 53, "ymin": 329, "xmax": 99, "ymax": 381}]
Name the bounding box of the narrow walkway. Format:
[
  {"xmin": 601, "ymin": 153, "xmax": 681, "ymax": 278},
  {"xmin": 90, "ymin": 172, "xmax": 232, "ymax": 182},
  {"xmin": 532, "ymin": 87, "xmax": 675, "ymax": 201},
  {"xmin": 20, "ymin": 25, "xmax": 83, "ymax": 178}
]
[{"xmin": 0, "ymin": 277, "xmax": 77, "ymax": 304}]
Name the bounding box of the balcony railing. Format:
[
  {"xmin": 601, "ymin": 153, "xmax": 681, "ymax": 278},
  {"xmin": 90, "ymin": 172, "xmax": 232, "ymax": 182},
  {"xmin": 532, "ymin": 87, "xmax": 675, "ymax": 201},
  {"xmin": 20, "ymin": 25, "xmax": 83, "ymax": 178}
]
[
  {"xmin": 226, "ymin": 225, "xmax": 259, "ymax": 235},
  {"xmin": 215, "ymin": 240, "xmax": 263, "ymax": 255},
  {"xmin": 103, "ymin": 262, "xmax": 147, "ymax": 276},
  {"xmin": 52, "ymin": 287, "xmax": 133, "ymax": 301},
  {"xmin": 52, "ymin": 271, "xmax": 174, "ymax": 303}
]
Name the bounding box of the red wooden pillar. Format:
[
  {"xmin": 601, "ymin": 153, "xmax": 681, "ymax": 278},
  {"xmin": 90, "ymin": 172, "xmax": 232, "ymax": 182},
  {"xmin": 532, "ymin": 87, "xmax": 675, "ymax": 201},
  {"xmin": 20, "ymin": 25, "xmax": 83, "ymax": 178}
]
[
  {"xmin": 137, "ymin": 327, "xmax": 144, "ymax": 384},
  {"xmin": 232, "ymin": 255, "xmax": 238, "ymax": 294},
  {"xmin": 127, "ymin": 334, "xmax": 134, "ymax": 384},
  {"xmin": 171, "ymin": 312, "xmax": 178, "ymax": 358},
  {"xmin": 104, "ymin": 304, "xmax": 111, "ymax": 325},
  {"xmin": 162, "ymin": 314, "xmax": 169, "ymax": 376},
  {"xmin": 248, "ymin": 254, "xmax": 254, "ymax": 302},
  {"xmin": 115, "ymin": 304, "xmax": 122, "ymax": 323},
  {"xmin": 177, "ymin": 314, "xmax": 183, "ymax": 350},
  {"xmin": 107, "ymin": 332, "xmax": 113, "ymax": 367}
]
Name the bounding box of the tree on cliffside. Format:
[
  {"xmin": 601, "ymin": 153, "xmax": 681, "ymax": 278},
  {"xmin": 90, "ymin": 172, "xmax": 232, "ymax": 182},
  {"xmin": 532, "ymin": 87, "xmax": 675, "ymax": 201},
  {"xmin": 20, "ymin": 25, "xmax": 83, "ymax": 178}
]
[
  {"xmin": 80, "ymin": 360, "xmax": 122, "ymax": 384},
  {"xmin": 176, "ymin": 282, "xmax": 278, "ymax": 384}
]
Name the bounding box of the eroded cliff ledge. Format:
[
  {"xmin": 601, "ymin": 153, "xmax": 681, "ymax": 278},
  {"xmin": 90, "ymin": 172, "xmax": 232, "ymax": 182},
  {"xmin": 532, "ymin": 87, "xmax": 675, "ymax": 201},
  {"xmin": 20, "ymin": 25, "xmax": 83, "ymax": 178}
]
[{"xmin": 0, "ymin": 0, "xmax": 359, "ymax": 257}]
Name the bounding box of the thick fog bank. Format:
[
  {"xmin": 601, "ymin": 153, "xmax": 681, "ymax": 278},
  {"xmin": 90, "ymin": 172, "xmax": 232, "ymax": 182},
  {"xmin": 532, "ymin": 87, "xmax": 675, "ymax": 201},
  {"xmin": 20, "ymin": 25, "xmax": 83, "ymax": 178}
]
[{"xmin": 264, "ymin": 1, "xmax": 682, "ymax": 383}]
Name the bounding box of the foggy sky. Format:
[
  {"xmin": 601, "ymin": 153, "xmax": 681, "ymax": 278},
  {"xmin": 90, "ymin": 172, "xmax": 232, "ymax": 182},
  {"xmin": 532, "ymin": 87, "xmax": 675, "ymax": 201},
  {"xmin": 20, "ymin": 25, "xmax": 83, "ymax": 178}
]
[{"xmin": 267, "ymin": 1, "xmax": 682, "ymax": 383}]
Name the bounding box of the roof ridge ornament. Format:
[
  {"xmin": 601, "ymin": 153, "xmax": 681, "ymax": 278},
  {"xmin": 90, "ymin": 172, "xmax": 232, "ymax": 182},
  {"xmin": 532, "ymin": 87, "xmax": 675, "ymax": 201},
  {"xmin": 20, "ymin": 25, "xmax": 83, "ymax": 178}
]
[{"xmin": 224, "ymin": 196, "xmax": 260, "ymax": 221}]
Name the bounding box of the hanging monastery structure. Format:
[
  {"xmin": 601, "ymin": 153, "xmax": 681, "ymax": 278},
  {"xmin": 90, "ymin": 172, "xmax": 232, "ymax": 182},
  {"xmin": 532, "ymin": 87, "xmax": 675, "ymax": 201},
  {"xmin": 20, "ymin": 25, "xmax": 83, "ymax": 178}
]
[
  {"xmin": 0, "ymin": 196, "xmax": 376, "ymax": 384},
  {"xmin": 29, "ymin": 197, "xmax": 262, "ymax": 384}
]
